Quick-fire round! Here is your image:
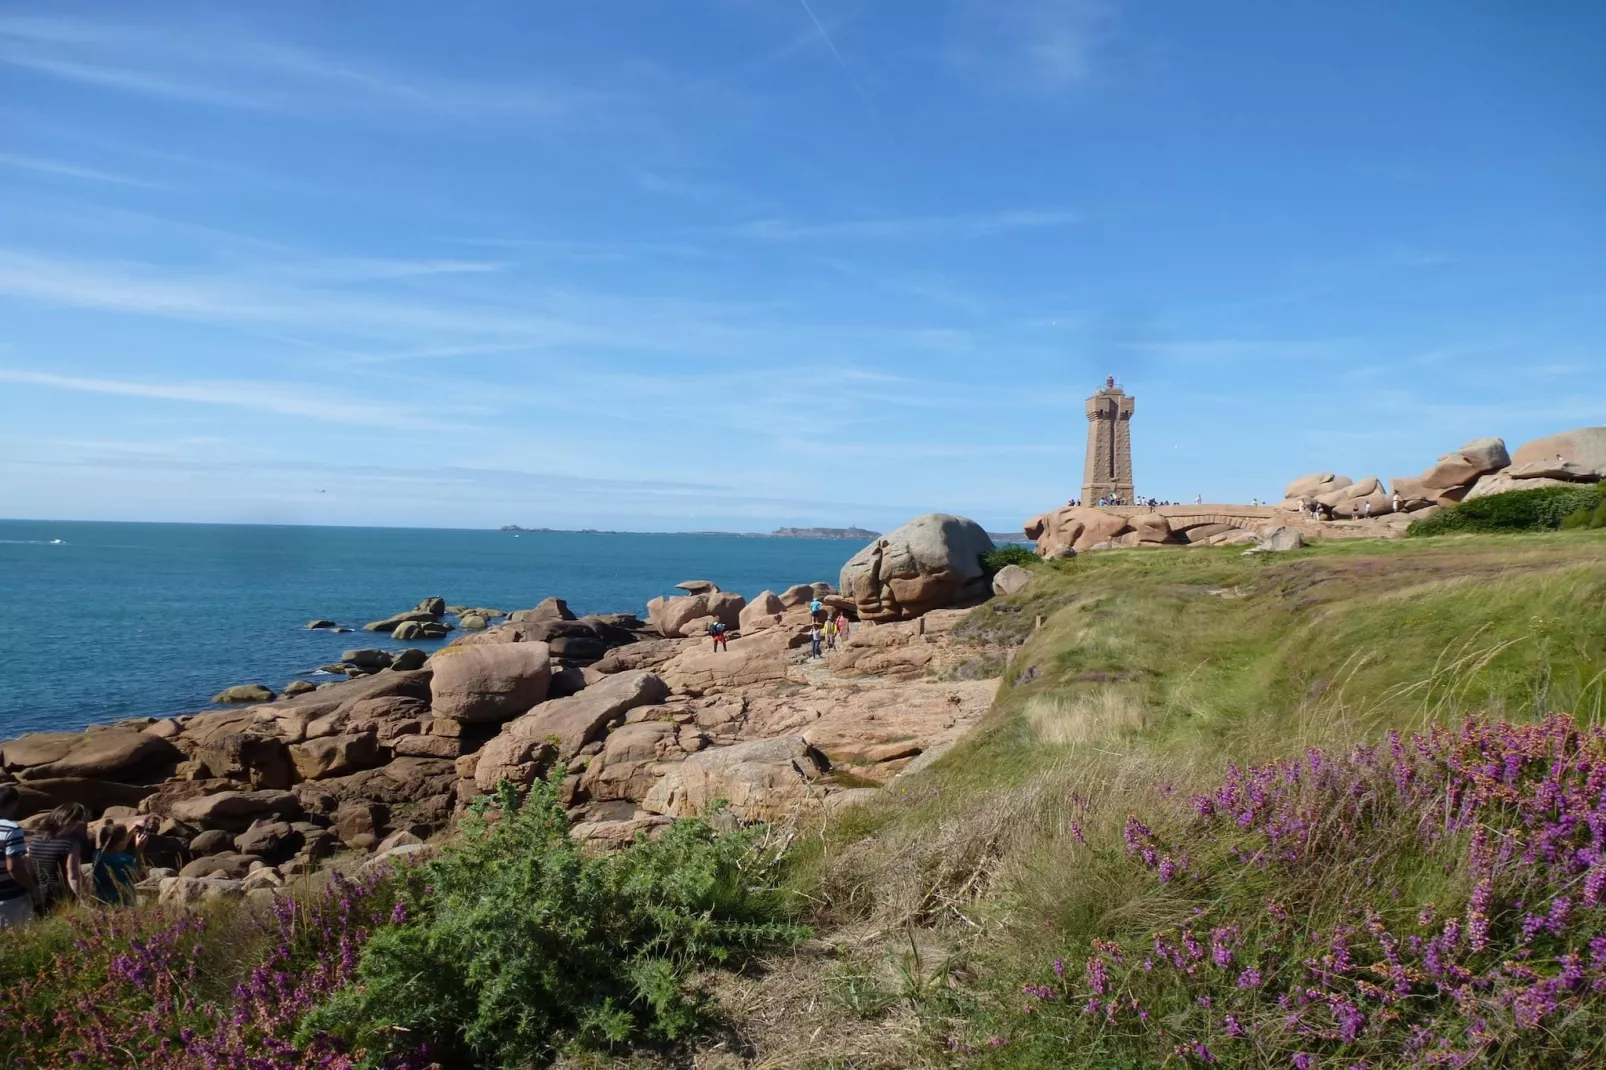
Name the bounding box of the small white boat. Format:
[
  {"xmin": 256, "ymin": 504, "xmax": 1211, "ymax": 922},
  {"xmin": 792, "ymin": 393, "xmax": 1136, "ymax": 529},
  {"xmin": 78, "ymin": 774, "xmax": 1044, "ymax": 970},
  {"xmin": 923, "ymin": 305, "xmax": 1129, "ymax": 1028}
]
[{"xmin": 48, "ymin": 539, "xmax": 64, "ymax": 545}]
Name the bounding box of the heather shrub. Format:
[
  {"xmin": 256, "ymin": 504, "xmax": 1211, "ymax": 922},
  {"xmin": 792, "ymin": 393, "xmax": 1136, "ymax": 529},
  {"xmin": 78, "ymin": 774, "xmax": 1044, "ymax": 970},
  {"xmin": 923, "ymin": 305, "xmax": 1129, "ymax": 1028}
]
[
  {"xmin": 957, "ymin": 716, "xmax": 1606, "ymax": 1067},
  {"xmin": 303, "ymin": 774, "xmax": 808, "ymax": 1066},
  {"xmin": 1408, "ymin": 485, "xmax": 1601, "ymax": 536},
  {"xmin": 0, "ymin": 869, "xmax": 404, "ymax": 1069}
]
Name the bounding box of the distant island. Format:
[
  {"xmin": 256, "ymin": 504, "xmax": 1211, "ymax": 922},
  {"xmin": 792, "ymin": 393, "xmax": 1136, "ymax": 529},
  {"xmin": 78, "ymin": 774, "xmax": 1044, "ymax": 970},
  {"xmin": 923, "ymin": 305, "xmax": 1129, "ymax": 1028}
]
[{"xmin": 498, "ymin": 525, "xmax": 881, "ymax": 539}]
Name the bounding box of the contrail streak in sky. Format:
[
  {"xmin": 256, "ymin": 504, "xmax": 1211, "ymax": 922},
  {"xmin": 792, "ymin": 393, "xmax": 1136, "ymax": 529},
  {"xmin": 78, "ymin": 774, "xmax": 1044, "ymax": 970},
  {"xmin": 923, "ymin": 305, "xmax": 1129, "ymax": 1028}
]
[{"xmin": 797, "ymin": 0, "xmax": 869, "ymax": 103}]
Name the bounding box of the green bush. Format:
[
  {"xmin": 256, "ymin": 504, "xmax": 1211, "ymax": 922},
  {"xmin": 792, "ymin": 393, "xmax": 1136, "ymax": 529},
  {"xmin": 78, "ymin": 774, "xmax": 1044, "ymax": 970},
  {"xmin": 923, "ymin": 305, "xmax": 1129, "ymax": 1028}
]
[
  {"xmin": 981, "ymin": 544, "xmax": 1040, "ymax": 574},
  {"xmin": 1561, "ymin": 497, "xmax": 1606, "ymax": 530},
  {"xmin": 1407, "ymin": 485, "xmax": 1602, "ymax": 536},
  {"xmin": 303, "ymin": 774, "xmax": 807, "ymax": 1067}
]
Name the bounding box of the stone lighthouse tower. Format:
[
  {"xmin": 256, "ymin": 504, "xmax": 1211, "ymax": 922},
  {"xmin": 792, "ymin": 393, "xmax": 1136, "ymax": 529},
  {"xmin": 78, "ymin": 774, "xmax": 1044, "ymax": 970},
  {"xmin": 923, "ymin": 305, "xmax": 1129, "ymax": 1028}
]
[{"xmin": 1081, "ymin": 375, "xmax": 1135, "ymax": 504}]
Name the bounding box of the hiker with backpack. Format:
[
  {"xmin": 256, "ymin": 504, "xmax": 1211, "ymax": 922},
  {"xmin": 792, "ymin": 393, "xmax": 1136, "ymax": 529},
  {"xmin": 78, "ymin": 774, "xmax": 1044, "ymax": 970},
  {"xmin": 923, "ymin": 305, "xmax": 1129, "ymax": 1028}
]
[{"xmin": 708, "ymin": 619, "xmax": 728, "ymax": 652}]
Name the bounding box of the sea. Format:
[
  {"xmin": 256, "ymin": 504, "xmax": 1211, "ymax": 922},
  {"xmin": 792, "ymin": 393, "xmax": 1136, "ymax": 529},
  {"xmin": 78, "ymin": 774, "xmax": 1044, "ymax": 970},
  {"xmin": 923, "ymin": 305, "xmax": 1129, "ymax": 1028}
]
[{"xmin": 0, "ymin": 519, "xmax": 861, "ymax": 740}]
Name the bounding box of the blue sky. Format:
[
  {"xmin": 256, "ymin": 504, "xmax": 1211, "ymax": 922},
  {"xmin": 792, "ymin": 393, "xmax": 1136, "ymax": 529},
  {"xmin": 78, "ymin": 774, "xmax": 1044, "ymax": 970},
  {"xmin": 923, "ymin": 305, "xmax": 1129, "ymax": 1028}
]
[{"xmin": 1, "ymin": 1, "xmax": 1602, "ymax": 532}]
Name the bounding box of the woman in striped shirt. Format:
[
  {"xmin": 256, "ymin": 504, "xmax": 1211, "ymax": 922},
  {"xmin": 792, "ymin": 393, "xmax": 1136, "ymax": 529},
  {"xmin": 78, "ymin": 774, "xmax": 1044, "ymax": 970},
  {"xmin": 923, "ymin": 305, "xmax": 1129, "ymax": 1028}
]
[{"xmin": 29, "ymin": 803, "xmax": 89, "ymax": 909}]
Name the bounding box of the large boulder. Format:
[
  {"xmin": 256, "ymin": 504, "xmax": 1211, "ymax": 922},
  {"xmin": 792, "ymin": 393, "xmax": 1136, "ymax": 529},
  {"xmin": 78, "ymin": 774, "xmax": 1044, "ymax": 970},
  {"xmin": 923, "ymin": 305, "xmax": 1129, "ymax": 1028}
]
[
  {"xmin": 498, "ymin": 670, "xmax": 670, "ymax": 765},
  {"xmin": 991, "ymin": 564, "xmax": 1033, "ymax": 597},
  {"xmin": 428, "ymin": 642, "xmax": 552, "ymax": 723},
  {"xmin": 675, "ymin": 580, "xmax": 720, "ymax": 595},
  {"xmin": 705, "ymin": 592, "xmax": 747, "ymax": 630},
  {"xmin": 1511, "ymin": 427, "xmax": 1606, "ymax": 476},
  {"xmin": 1023, "ymin": 506, "xmax": 1127, "ymax": 558},
  {"xmin": 1506, "ymin": 459, "xmax": 1600, "ymax": 483},
  {"xmin": 169, "ymin": 790, "xmax": 302, "ymax": 831},
  {"xmin": 661, "ymin": 644, "xmax": 789, "ymax": 696},
  {"xmin": 1283, "ymin": 473, "xmax": 1351, "ymax": 500},
  {"xmin": 580, "ymin": 721, "xmax": 689, "ymax": 802},
  {"xmin": 159, "ymin": 876, "xmax": 244, "ymax": 907},
  {"xmin": 640, "ymin": 736, "xmax": 827, "ymax": 824},
  {"xmin": 8, "ymin": 777, "xmax": 157, "ymax": 819},
  {"xmin": 1126, "ymin": 513, "xmax": 1174, "ymax": 545},
  {"xmin": 392, "ymin": 620, "xmax": 449, "ymax": 641},
  {"xmin": 839, "ymin": 514, "xmax": 994, "ymax": 622},
  {"xmin": 778, "ymin": 584, "xmax": 815, "ymax": 608},
  {"xmin": 738, "ymin": 590, "xmax": 786, "ymax": 633},
  {"xmin": 7, "ymin": 730, "xmax": 181, "ymax": 782},
  {"xmin": 194, "ymin": 732, "xmax": 294, "ymax": 789},
  {"xmin": 648, "ymin": 594, "xmax": 713, "ymax": 638},
  {"xmin": 1389, "ymin": 476, "xmax": 1436, "ymax": 511},
  {"xmin": 1420, "ymin": 437, "xmax": 1510, "ymax": 491},
  {"xmin": 414, "ymin": 597, "xmax": 446, "ymax": 616},
  {"xmin": 212, "ymin": 684, "xmax": 274, "ymax": 704},
  {"xmin": 1463, "ymin": 472, "xmax": 1576, "ymax": 500},
  {"xmin": 364, "ymin": 610, "xmax": 437, "ymax": 633},
  {"xmin": 509, "ymin": 597, "xmax": 576, "ymax": 623},
  {"xmin": 288, "ymin": 732, "xmax": 382, "ymax": 781}
]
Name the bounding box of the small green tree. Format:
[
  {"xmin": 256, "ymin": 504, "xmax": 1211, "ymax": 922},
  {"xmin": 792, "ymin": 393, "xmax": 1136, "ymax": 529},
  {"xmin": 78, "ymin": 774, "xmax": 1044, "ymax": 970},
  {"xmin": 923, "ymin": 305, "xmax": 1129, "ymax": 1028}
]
[{"xmin": 303, "ymin": 774, "xmax": 807, "ymax": 1067}]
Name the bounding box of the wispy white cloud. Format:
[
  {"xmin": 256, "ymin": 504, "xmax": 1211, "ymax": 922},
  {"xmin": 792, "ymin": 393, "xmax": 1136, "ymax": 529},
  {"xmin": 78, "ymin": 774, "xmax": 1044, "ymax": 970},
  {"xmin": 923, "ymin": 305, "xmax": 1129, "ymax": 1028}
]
[
  {"xmin": 0, "ymin": 367, "xmax": 443, "ymax": 428},
  {"xmin": 0, "ymin": 15, "xmax": 596, "ymax": 121},
  {"xmin": 0, "ymin": 151, "xmax": 163, "ymax": 188},
  {"xmin": 728, "ymin": 208, "xmax": 1079, "ymax": 240},
  {"xmin": 951, "ymin": 0, "xmax": 1116, "ymax": 89}
]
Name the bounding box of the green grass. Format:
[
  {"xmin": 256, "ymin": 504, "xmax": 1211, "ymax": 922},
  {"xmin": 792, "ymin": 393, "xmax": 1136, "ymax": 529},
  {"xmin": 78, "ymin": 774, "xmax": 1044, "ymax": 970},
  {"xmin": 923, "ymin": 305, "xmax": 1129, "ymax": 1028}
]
[{"xmin": 789, "ymin": 530, "xmax": 1606, "ymax": 1066}]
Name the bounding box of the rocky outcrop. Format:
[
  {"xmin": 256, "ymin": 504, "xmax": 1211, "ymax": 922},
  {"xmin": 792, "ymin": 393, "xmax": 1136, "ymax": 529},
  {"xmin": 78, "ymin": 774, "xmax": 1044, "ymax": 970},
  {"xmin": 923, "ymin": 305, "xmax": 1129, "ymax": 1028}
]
[
  {"xmin": 641, "ymin": 736, "xmax": 827, "ymax": 824},
  {"xmin": 839, "ymin": 514, "xmax": 994, "ymax": 622},
  {"xmin": 1024, "ymin": 506, "xmax": 1141, "ymax": 557},
  {"xmin": 1284, "ymin": 473, "xmax": 1351, "ymax": 500},
  {"xmin": 1421, "ymin": 437, "xmax": 1510, "ymax": 491},
  {"xmin": 428, "ymin": 643, "xmax": 552, "ymax": 724},
  {"xmin": 1512, "ymin": 427, "xmax": 1606, "ymax": 477},
  {"xmin": 473, "ymin": 670, "xmax": 671, "ymax": 790}
]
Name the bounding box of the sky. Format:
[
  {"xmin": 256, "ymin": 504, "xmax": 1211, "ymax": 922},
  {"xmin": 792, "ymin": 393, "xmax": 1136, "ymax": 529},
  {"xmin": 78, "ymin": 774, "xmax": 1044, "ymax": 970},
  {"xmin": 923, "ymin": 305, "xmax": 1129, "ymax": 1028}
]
[{"xmin": 1, "ymin": 1, "xmax": 1602, "ymax": 533}]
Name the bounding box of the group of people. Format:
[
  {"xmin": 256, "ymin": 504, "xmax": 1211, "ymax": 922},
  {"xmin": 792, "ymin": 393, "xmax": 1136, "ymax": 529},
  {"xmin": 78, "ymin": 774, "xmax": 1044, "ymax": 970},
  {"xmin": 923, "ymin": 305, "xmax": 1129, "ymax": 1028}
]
[
  {"xmin": 0, "ymin": 786, "xmax": 148, "ymax": 928},
  {"xmin": 1067, "ymin": 496, "xmax": 1186, "ymax": 510},
  {"xmin": 1300, "ymin": 492, "xmax": 1402, "ymax": 522},
  {"xmin": 704, "ymin": 597, "xmax": 853, "ymax": 660},
  {"xmin": 807, "ymin": 598, "xmax": 850, "ymax": 659}
]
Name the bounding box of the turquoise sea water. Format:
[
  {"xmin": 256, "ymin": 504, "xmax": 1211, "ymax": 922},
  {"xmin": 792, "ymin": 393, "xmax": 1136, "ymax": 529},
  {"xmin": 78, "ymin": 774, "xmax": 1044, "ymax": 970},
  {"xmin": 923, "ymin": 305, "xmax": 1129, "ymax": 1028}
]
[{"xmin": 0, "ymin": 520, "xmax": 856, "ymax": 739}]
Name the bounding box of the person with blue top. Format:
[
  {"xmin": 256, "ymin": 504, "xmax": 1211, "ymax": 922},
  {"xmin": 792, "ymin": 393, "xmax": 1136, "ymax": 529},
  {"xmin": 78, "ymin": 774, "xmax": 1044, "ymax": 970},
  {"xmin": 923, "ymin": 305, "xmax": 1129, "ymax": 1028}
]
[{"xmin": 91, "ymin": 822, "xmax": 144, "ymax": 906}]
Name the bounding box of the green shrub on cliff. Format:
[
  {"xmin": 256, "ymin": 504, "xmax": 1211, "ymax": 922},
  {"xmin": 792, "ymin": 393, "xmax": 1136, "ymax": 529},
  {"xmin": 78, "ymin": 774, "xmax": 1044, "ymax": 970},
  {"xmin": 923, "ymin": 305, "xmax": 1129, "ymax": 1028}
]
[
  {"xmin": 1407, "ymin": 484, "xmax": 1602, "ymax": 536},
  {"xmin": 981, "ymin": 545, "xmax": 1040, "ymax": 575},
  {"xmin": 303, "ymin": 775, "xmax": 807, "ymax": 1066}
]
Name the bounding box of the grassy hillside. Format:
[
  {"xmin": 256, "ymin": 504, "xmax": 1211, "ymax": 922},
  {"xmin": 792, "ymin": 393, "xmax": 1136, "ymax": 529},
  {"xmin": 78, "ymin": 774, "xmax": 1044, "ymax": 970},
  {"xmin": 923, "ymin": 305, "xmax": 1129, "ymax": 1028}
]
[{"xmin": 782, "ymin": 530, "xmax": 1606, "ymax": 1068}]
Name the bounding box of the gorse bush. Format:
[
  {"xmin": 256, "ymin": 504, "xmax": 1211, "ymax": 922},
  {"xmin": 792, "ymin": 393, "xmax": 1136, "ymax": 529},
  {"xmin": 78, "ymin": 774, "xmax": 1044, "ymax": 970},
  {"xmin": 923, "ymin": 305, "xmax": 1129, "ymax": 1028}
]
[
  {"xmin": 1408, "ymin": 485, "xmax": 1602, "ymax": 536},
  {"xmin": 959, "ymin": 716, "xmax": 1606, "ymax": 1067},
  {"xmin": 304, "ymin": 773, "xmax": 808, "ymax": 1067},
  {"xmin": 981, "ymin": 545, "xmax": 1040, "ymax": 575}
]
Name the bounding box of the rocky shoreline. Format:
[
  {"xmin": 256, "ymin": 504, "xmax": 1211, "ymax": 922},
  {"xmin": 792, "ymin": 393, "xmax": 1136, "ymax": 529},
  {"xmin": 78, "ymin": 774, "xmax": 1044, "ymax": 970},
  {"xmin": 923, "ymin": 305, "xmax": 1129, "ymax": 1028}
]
[{"xmin": 0, "ymin": 514, "xmax": 1011, "ymax": 908}]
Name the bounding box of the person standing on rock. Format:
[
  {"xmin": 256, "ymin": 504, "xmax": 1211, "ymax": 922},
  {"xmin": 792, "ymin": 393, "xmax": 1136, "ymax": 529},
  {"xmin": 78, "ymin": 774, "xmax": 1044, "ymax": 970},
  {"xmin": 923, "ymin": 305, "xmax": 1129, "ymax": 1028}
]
[
  {"xmin": 809, "ymin": 596, "xmax": 826, "ymax": 624},
  {"xmin": 709, "ymin": 620, "xmax": 728, "ymax": 652},
  {"xmin": 835, "ymin": 609, "xmax": 851, "ymax": 641},
  {"xmin": 808, "ymin": 622, "xmax": 823, "ymax": 659},
  {"xmin": 1392, "ymin": 490, "xmax": 1402, "ymax": 513},
  {"xmin": 28, "ymin": 803, "xmax": 88, "ymax": 909},
  {"xmin": 0, "ymin": 785, "xmax": 42, "ymax": 928},
  {"xmin": 824, "ymin": 616, "xmax": 838, "ymax": 651},
  {"xmin": 1363, "ymin": 500, "xmax": 1373, "ymax": 519}
]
